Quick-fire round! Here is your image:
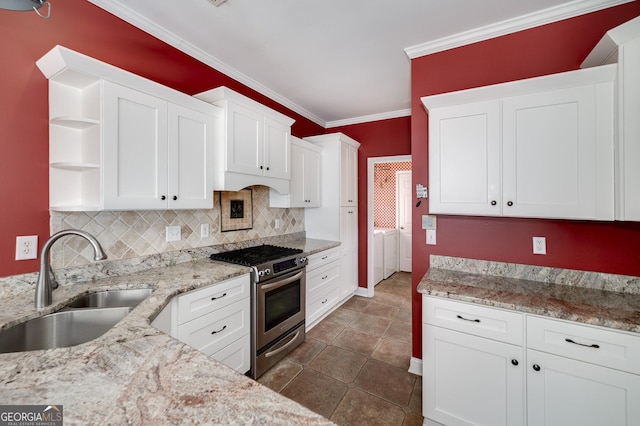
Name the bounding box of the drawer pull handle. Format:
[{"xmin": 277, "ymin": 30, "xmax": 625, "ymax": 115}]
[
  {"xmin": 457, "ymin": 315, "xmax": 480, "ymax": 323},
  {"xmin": 211, "ymin": 293, "xmax": 227, "ymax": 301},
  {"xmin": 565, "ymin": 338, "xmax": 600, "ymax": 349},
  {"xmin": 322, "ymin": 255, "xmax": 328, "ymax": 260},
  {"xmin": 321, "ymin": 298, "xmax": 328, "ymax": 304},
  {"xmin": 211, "ymin": 325, "xmax": 227, "ymax": 334},
  {"xmin": 322, "ymin": 275, "xmax": 328, "ymax": 280},
  {"xmin": 533, "ymin": 364, "xmax": 541, "ymax": 372}
]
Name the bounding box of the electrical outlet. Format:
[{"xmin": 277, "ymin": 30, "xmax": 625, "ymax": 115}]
[
  {"xmin": 16, "ymin": 235, "xmax": 38, "ymax": 260},
  {"xmin": 275, "ymin": 219, "xmax": 281, "ymax": 230},
  {"xmin": 533, "ymin": 237, "xmax": 546, "ymax": 255},
  {"xmin": 166, "ymin": 226, "xmax": 181, "ymax": 242},
  {"xmin": 201, "ymin": 223, "xmax": 210, "ymax": 238}
]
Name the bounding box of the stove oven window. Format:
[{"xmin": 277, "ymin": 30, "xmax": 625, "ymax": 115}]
[{"xmin": 264, "ymin": 280, "xmax": 301, "ymax": 331}]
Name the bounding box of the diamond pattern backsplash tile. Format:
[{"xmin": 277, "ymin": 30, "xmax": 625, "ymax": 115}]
[{"xmin": 50, "ymin": 186, "xmax": 305, "ymax": 269}]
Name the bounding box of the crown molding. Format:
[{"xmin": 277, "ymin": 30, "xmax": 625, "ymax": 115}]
[
  {"xmin": 326, "ymin": 108, "xmax": 411, "ymax": 128},
  {"xmin": 87, "ymin": 0, "xmax": 327, "ymax": 127},
  {"xmin": 405, "ymin": 0, "xmax": 635, "ymax": 59}
]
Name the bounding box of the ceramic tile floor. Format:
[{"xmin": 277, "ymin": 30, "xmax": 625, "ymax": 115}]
[{"xmin": 258, "ymin": 272, "xmax": 423, "ymax": 425}]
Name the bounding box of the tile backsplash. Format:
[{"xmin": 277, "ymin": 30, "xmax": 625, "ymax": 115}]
[{"xmin": 49, "ymin": 186, "xmax": 304, "ymax": 269}]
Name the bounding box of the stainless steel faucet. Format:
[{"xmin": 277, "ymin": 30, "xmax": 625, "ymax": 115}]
[{"xmin": 35, "ymin": 229, "xmax": 107, "ymax": 308}]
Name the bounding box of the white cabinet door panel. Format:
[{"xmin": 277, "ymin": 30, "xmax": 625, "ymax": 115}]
[
  {"xmin": 305, "ymin": 147, "xmax": 322, "ymax": 206},
  {"xmin": 502, "ymin": 86, "xmax": 597, "ymax": 218},
  {"xmin": 168, "ymin": 104, "xmax": 215, "ymax": 209},
  {"xmin": 527, "ymin": 349, "xmax": 640, "ymax": 426},
  {"xmin": 226, "ymin": 102, "xmax": 262, "ymax": 176},
  {"xmin": 423, "ymin": 325, "xmax": 525, "ymax": 426},
  {"xmin": 103, "ymin": 81, "xmax": 168, "ymax": 210},
  {"xmin": 429, "ymin": 101, "xmax": 501, "ymax": 215},
  {"xmin": 264, "ymin": 117, "xmax": 290, "ymax": 179}
]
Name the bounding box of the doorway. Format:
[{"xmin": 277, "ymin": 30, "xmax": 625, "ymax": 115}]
[{"xmin": 366, "ymin": 155, "xmax": 412, "ymax": 297}]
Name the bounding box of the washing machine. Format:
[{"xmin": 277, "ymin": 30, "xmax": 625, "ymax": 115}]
[
  {"xmin": 373, "ymin": 230, "xmax": 384, "ymax": 285},
  {"xmin": 375, "ymin": 228, "xmax": 398, "ymax": 279}
]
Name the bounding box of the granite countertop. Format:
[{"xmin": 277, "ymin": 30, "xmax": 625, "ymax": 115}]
[
  {"xmin": 0, "ymin": 238, "xmax": 338, "ymax": 425},
  {"xmin": 417, "ymin": 265, "xmax": 640, "ymax": 334}
]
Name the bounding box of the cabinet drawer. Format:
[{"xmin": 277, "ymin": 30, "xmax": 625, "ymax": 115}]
[
  {"xmin": 527, "ymin": 315, "xmax": 640, "ymax": 375},
  {"xmin": 177, "ymin": 298, "xmax": 250, "ymax": 357},
  {"xmin": 176, "ymin": 274, "xmax": 249, "ymax": 324},
  {"xmin": 308, "ymin": 280, "xmax": 340, "ymax": 325},
  {"xmin": 306, "ymin": 247, "xmax": 340, "ymax": 270},
  {"xmin": 423, "ymin": 296, "xmax": 523, "ymax": 345},
  {"xmin": 307, "ymin": 260, "xmax": 340, "ymax": 298},
  {"xmin": 210, "ymin": 335, "xmax": 251, "ymax": 374}
]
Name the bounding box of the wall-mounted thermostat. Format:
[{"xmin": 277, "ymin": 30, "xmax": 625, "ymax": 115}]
[{"xmin": 422, "ymin": 215, "xmax": 437, "ymax": 230}]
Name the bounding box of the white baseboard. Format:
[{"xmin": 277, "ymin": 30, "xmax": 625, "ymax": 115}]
[
  {"xmin": 409, "ymin": 357, "xmax": 422, "ymax": 376},
  {"xmin": 354, "ymin": 286, "xmax": 372, "ymax": 297}
]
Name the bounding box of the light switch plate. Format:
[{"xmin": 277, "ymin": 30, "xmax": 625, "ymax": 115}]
[
  {"xmin": 166, "ymin": 226, "xmax": 181, "ymax": 242},
  {"xmin": 426, "ymin": 229, "xmax": 437, "ymax": 245}
]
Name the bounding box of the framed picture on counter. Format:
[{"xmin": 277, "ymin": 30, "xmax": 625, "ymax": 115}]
[{"xmin": 220, "ymin": 189, "xmax": 253, "ymax": 232}]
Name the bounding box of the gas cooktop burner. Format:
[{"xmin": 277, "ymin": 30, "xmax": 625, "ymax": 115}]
[{"xmin": 210, "ymin": 245, "xmax": 303, "ymax": 267}]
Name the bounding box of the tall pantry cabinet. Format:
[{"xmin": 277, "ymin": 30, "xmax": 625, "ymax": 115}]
[{"xmin": 304, "ymin": 133, "xmax": 360, "ymax": 300}]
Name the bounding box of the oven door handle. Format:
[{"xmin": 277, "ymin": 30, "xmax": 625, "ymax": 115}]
[
  {"xmin": 260, "ymin": 270, "xmax": 304, "ymax": 291},
  {"xmin": 264, "ymin": 330, "xmax": 302, "ymax": 358}
]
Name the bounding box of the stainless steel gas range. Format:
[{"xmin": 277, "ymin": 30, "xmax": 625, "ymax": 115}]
[{"xmin": 211, "ymin": 245, "xmax": 307, "ymax": 378}]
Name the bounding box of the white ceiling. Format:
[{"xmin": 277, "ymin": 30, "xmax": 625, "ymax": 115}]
[{"xmin": 89, "ymin": 0, "xmax": 629, "ymax": 127}]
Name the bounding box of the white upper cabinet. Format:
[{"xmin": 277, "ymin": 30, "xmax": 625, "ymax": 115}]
[
  {"xmin": 340, "ymin": 141, "xmax": 358, "ymax": 206},
  {"xmin": 195, "ymin": 86, "xmax": 295, "ymax": 194},
  {"xmin": 38, "ymin": 46, "xmax": 219, "ymax": 211},
  {"xmin": 269, "ymin": 136, "xmax": 322, "ymax": 208},
  {"xmin": 423, "ymin": 64, "xmax": 616, "ymax": 221},
  {"xmin": 583, "ymin": 16, "xmax": 640, "ymax": 221}
]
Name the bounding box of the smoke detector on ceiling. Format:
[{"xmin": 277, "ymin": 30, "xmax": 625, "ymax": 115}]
[{"xmin": 208, "ymin": 0, "xmax": 227, "ymax": 6}]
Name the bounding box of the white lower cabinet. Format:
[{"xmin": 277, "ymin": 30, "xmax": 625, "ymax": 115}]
[
  {"xmin": 152, "ymin": 274, "xmax": 251, "ymax": 374},
  {"xmin": 422, "ymin": 296, "xmax": 640, "ymax": 426},
  {"xmin": 527, "ymin": 349, "xmax": 640, "ymax": 426},
  {"xmin": 423, "ymin": 325, "xmax": 525, "ymax": 426},
  {"xmin": 305, "ymin": 247, "xmax": 342, "ymax": 330},
  {"xmin": 526, "ymin": 315, "xmax": 640, "ymax": 426},
  {"xmin": 423, "ymin": 296, "xmax": 524, "ymax": 426}
]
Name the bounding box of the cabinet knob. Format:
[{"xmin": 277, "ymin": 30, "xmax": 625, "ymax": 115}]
[
  {"xmin": 511, "ymin": 359, "xmax": 519, "ymax": 366},
  {"xmin": 266, "ymin": 167, "xmax": 270, "ymax": 171},
  {"xmin": 491, "ymin": 200, "xmax": 497, "ymax": 206},
  {"xmin": 260, "ymin": 165, "xmax": 264, "ymax": 170},
  {"xmin": 533, "ymin": 364, "xmax": 541, "ymax": 372},
  {"xmin": 161, "ymin": 195, "xmax": 166, "ymax": 200},
  {"xmin": 172, "ymin": 195, "xmax": 178, "ymax": 201},
  {"xmin": 507, "ymin": 201, "xmax": 514, "ymax": 207}
]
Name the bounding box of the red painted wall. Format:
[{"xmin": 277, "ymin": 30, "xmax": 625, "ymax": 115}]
[
  {"xmin": 0, "ymin": 0, "xmax": 324, "ymax": 277},
  {"xmin": 410, "ymin": 3, "xmax": 640, "ymax": 359},
  {"xmin": 330, "ymin": 117, "xmax": 412, "ymax": 289}
]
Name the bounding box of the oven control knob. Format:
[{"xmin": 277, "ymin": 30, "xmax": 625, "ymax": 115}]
[
  {"xmin": 300, "ymin": 257, "xmax": 307, "ymax": 264},
  {"xmin": 264, "ymin": 268, "xmax": 271, "ymax": 275},
  {"xmin": 258, "ymin": 270, "xmax": 265, "ymax": 277}
]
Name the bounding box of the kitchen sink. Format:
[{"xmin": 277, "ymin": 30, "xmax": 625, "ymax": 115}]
[
  {"xmin": 66, "ymin": 288, "xmax": 153, "ymax": 309},
  {"xmin": 0, "ymin": 307, "xmax": 131, "ymax": 354}
]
